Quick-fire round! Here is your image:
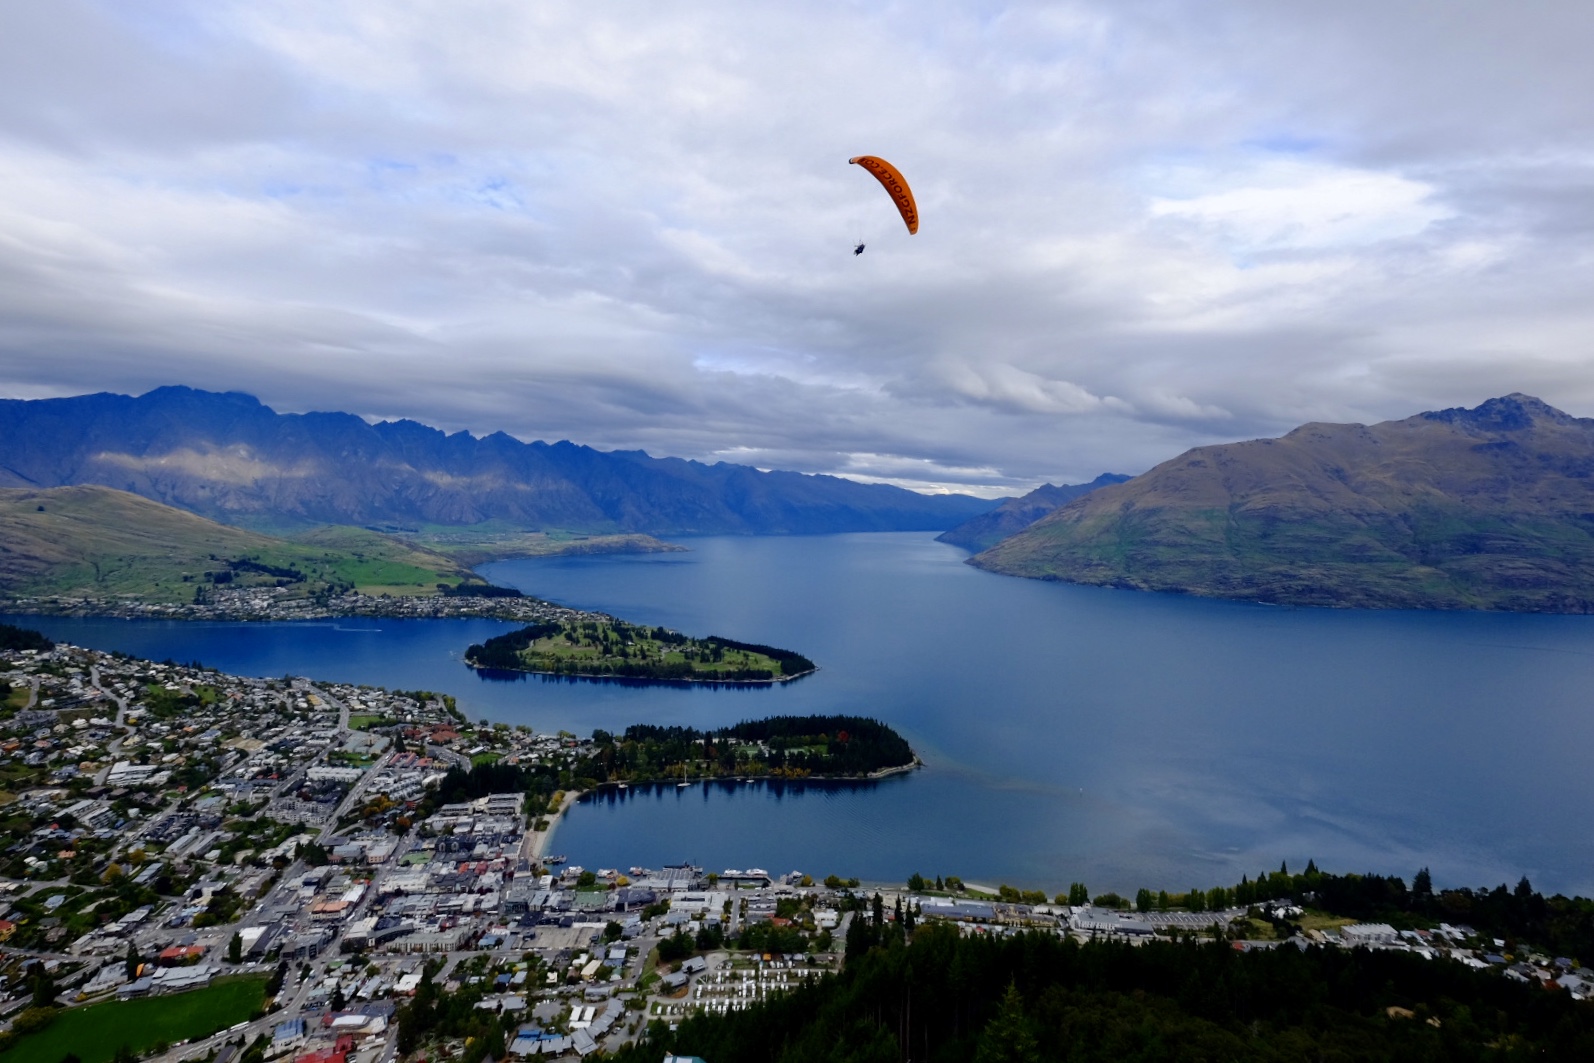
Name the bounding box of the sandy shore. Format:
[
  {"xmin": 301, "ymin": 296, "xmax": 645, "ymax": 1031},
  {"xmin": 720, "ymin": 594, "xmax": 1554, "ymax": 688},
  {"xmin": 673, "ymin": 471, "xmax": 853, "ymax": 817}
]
[{"xmin": 521, "ymin": 789, "xmax": 582, "ymax": 864}]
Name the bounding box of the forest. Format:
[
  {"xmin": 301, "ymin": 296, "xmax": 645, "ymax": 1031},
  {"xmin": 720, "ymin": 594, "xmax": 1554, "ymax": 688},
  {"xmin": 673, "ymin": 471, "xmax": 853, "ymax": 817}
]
[
  {"xmin": 613, "ymin": 920, "xmax": 1594, "ymax": 1063},
  {"xmin": 463, "ymin": 619, "xmax": 814, "ymax": 682},
  {"xmin": 420, "ymin": 715, "xmax": 912, "ymax": 802},
  {"xmin": 0, "ymin": 623, "xmax": 53, "ymax": 653},
  {"xmin": 590, "ymin": 715, "xmax": 914, "ymax": 781}
]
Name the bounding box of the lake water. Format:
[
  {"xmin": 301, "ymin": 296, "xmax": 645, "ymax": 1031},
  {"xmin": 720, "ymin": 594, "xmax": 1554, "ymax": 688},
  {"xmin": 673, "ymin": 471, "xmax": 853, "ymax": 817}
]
[{"xmin": 13, "ymin": 532, "xmax": 1594, "ymax": 895}]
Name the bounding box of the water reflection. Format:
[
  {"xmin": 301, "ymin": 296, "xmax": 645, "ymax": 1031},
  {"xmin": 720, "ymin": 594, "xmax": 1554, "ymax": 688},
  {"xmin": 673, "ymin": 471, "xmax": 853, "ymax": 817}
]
[
  {"xmin": 473, "ymin": 667, "xmax": 791, "ymax": 691},
  {"xmin": 580, "ymin": 774, "xmax": 905, "ymax": 807}
]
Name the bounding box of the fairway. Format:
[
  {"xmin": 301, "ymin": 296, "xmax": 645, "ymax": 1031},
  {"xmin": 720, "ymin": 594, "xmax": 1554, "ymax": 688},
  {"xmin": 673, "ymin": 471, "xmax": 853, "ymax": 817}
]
[{"xmin": 5, "ymin": 976, "xmax": 267, "ymax": 1063}]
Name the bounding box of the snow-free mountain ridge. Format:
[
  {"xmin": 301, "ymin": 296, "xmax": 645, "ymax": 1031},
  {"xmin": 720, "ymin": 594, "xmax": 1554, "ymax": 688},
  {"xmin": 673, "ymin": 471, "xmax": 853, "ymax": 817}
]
[
  {"xmin": 973, "ymin": 395, "xmax": 1594, "ymax": 611},
  {"xmin": 0, "ymin": 387, "xmax": 994, "ymax": 536}
]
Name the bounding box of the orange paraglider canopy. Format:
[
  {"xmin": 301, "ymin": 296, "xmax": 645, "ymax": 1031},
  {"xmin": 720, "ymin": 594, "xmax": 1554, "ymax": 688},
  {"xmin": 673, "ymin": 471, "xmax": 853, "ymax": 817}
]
[{"xmin": 849, "ymin": 156, "xmax": 918, "ymax": 235}]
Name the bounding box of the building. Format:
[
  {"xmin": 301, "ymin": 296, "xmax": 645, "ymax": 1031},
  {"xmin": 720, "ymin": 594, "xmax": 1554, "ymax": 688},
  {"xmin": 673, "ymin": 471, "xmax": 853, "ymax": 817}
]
[
  {"xmin": 1340, "ymin": 923, "xmax": 1399, "ymax": 947},
  {"xmin": 1070, "ymin": 907, "xmax": 1155, "ymax": 938}
]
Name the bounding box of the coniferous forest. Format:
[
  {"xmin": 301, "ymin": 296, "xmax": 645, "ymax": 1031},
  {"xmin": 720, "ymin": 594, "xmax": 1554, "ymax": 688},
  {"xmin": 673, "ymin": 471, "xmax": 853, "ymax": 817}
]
[{"xmin": 613, "ymin": 922, "xmax": 1594, "ymax": 1063}]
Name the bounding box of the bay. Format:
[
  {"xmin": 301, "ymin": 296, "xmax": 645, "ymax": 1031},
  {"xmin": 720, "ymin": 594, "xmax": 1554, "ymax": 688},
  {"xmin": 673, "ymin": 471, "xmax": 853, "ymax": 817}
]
[{"xmin": 12, "ymin": 531, "xmax": 1594, "ymax": 895}]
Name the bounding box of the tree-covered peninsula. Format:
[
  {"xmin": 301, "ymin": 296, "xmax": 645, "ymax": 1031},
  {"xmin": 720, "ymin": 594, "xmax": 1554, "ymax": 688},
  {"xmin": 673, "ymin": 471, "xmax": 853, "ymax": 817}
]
[
  {"xmin": 425, "ymin": 715, "xmax": 914, "ymax": 794},
  {"xmin": 594, "ymin": 716, "xmax": 915, "ymax": 781},
  {"xmin": 464, "ymin": 619, "xmax": 815, "ymax": 682}
]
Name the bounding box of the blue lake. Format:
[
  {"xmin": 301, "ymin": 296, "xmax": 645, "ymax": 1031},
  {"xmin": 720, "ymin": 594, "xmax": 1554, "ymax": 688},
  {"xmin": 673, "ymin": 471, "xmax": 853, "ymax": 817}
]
[{"xmin": 12, "ymin": 532, "xmax": 1594, "ymax": 895}]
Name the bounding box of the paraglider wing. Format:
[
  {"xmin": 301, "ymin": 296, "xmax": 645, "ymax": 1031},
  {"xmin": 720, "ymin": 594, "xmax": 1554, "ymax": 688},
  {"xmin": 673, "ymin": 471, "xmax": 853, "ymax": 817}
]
[{"xmin": 849, "ymin": 156, "xmax": 918, "ymax": 235}]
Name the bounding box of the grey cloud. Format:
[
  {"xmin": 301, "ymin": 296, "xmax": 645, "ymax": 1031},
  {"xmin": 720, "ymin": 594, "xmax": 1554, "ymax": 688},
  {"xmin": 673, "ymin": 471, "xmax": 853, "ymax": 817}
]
[{"xmin": 2, "ymin": 0, "xmax": 1594, "ymax": 495}]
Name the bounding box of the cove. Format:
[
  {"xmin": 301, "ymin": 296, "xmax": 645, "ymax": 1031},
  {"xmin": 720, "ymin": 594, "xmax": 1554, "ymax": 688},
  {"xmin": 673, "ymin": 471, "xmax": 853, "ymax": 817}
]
[{"xmin": 13, "ymin": 532, "xmax": 1594, "ymax": 895}]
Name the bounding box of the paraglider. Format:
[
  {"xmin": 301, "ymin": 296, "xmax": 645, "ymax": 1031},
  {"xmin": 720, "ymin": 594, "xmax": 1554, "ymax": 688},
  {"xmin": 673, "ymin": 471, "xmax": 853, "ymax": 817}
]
[{"xmin": 848, "ymin": 155, "xmax": 918, "ymax": 236}]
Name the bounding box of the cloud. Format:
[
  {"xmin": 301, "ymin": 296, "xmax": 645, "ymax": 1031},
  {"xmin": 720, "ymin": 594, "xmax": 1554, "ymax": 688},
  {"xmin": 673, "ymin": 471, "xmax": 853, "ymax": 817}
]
[
  {"xmin": 1148, "ymin": 160, "xmax": 1450, "ymax": 254},
  {"xmin": 2, "ymin": 0, "xmax": 1594, "ymax": 494}
]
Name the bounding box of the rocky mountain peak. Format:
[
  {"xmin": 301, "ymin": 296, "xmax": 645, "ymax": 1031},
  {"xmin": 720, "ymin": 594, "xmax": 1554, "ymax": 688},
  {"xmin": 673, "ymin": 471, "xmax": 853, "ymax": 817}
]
[{"xmin": 1420, "ymin": 393, "xmax": 1584, "ymax": 433}]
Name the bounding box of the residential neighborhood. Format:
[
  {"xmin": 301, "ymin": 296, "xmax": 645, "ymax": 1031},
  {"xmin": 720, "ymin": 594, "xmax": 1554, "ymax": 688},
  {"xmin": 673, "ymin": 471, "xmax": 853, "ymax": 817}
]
[{"xmin": 5, "ymin": 636, "xmax": 1593, "ymax": 1063}]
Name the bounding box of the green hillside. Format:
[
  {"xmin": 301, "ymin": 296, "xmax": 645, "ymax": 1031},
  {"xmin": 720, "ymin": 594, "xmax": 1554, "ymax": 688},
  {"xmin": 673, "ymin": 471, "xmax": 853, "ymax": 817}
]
[
  {"xmin": 466, "ymin": 619, "xmax": 815, "ymax": 682},
  {"xmin": 0, "ymin": 486, "xmax": 479, "ymax": 602},
  {"xmin": 973, "ymin": 395, "xmax": 1594, "ymax": 611}
]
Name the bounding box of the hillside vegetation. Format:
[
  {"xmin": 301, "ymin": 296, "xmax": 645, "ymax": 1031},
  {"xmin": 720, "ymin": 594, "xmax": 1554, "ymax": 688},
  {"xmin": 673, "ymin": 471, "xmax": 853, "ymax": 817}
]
[
  {"xmin": 974, "ymin": 394, "xmax": 1594, "ymax": 611},
  {"xmin": 466, "ymin": 619, "xmax": 815, "ymax": 682},
  {"xmin": 0, "ymin": 486, "xmax": 478, "ymax": 602}
]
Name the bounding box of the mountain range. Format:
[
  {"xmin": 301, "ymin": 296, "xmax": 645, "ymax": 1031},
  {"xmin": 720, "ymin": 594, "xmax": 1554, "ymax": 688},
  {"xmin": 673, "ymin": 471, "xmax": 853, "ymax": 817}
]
[
  {"xmin": 0, "ymin": 387, "xmax": 994, "ymax": 535},
  {"xmin": 935, "ymin": 473, "xmax": 1130, "ymax": 552},
  {"xmin": 972, "ymin": 394, "xmax": 1594, "ymax": 611}
]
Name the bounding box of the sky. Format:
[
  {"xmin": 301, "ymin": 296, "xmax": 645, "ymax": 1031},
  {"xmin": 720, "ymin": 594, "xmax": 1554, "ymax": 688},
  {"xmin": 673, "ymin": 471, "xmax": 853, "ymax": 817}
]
[{"xmin": 2, "ymin": 1, "xmax": 1593, "ymax": 497}]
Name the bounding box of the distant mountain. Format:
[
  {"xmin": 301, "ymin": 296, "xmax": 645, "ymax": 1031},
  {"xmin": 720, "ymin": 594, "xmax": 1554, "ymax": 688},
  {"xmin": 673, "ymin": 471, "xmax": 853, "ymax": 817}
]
[
  {"xmin": 0, "ymin": 387, "xmax": 994, "ymax": 535},
  {"xmin": 935, "ymin": 474, "xmax": 1131, "ymax": 552},
  {"xmin": 0, "ymin": 485, "xmax": 475, "ymax": 602},
  {"xmin": 972, "ymin": 395, "xmax": 1594, "ymax": 611}
]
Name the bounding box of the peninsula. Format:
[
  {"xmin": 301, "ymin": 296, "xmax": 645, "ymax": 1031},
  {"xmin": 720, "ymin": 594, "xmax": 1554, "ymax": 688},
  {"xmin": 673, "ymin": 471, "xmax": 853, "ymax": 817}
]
[{"xmin": 465, "ymin": 619, "xmax": 816, "ymax": 683}]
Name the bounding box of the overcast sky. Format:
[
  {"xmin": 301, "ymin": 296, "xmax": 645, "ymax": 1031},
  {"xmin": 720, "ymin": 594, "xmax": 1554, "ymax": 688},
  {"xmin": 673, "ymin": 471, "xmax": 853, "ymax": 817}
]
[{"xmin": 3, "ymin": 1, "xmax": 1593, "ymax": 495}]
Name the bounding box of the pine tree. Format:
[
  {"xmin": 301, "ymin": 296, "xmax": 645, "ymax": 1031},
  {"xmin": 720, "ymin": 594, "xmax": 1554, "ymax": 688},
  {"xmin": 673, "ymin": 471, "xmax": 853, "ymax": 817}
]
[
  {"xmin": 973, "ymin": 982, "xmax": 1039, "ymax": 1063},
  {"xmin": 29, "ymin": 966, "xmax": 56, "ymax": 1007}
]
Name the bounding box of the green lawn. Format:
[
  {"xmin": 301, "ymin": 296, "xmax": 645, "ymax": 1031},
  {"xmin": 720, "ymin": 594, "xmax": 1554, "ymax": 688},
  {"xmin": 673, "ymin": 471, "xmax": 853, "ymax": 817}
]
[{"xmin": 5, "ymin": 976, "xmax": 268, "ymax": 1063}]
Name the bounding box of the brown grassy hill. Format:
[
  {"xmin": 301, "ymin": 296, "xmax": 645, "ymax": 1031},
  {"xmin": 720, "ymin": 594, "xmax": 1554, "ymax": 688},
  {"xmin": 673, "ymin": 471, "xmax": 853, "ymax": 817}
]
[
  {"xmin": 0, "ymin": 485, "xmax": 475, "ymax": 602},
  {"xmin": 971, "ymin": 394, "xmax": 1594, "ymax": 611}
]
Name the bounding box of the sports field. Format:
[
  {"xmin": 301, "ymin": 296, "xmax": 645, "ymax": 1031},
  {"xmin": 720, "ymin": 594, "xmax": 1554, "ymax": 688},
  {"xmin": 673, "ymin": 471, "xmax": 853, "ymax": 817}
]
[{"xmin": 5, "ymin": 976, "xmax": 268, "ymax": 1063}]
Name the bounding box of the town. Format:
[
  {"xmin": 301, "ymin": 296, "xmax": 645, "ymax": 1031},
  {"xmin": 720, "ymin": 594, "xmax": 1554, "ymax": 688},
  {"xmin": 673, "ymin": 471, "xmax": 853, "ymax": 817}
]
[
  {"xmin": 0, "ymin": 589, "xmax": 606, "ymax": 625},
  {"xmin": 4, "ymin": 631, "xmax": 1593, "ymax": 1063}
]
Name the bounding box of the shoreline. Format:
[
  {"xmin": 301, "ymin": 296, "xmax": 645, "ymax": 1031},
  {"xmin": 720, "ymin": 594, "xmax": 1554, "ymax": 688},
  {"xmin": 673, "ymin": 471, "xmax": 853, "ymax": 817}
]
[
  {"xmin": 866, "ymin": 757, "xmax": 923, "ymax": 780},
  {"xmin": 467, "ymin": 662, "xmax": 818, "ymax": 686},
  {"xmin": 522, "ymin": 789, "xmax": 582, "ymax": 864},
  {"xmin": 0, "ymin": 593, "xmax": 603, "ymax": 625},
  {"xmin": 584, "ymin": 758, "xmax": 921, "ymax": 790}
]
